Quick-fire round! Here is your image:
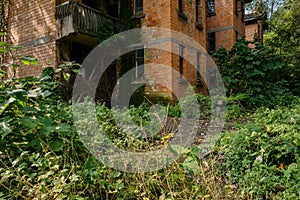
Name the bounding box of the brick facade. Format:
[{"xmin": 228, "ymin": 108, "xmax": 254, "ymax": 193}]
[
  {"xmin": 4, "ymin": 0, "xmax": 254, "ymax": 98},
  {"xmin": 6, "ymin": 0, "xmax": 57, "ymax": 78},
  {"xmin": 133, "ymin": 0, "xmax": 208, "ymax": 98},
  {"xmin": 245, "ymin": 13, "xmax": 265, "ymax": 45},
  {"xmin": 206, "ymin": 0, "xmax": 251, "ymax": 50}
]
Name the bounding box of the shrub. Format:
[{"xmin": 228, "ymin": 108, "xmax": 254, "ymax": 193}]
[
  {"xmin": 215, "ymin": 97, "xmax": 300, "ymax": 199},
  {"xmin": 212, "ymin": 39, "xmax": 293, "ymax": 109}
]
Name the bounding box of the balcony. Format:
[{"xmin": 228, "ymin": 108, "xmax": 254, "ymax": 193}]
[{"xmin": 55, "ymin": 2, "xmax": 126, "ymax": 40}]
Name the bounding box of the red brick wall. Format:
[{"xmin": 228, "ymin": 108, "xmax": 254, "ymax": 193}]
[
  {"xmin": 135, "ymin": 0, "xmax": 207, "ymax": 97},
  {"xmin": 6, "ymin": 0, "xmax": 57, "ymax": 78},
  {"xmin": 206, "ymin": 0, "xmax": 246, "ymax": 50},
  {"xmin": 170, "ymin": 0, "xmax": 206, "ymax": 46},
  {"xmin": 245, "ymin": 20, "xmax": 263, "ymax": 45},
  {"xmin": 245, "ymin": 23, "xmax": 257, "ymax": 39}
]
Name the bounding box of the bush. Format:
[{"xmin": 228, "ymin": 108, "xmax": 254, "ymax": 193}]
[
  {"xmin": 212, "ymin": 39, "xmax": 293, "ymax": 109},
  {"xmin": 215, "ymin": 97, "xmax": 300, "ymax": 199},
  {"xmin": 0, "ymin": 73, "xmax": 223, "ymax": 199}
]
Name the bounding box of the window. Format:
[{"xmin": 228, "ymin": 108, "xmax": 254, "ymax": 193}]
[
  {"xmin": 207, "ymin": 0, "xmax": 215, "ymax": 14},
  {"xmin": 196, "ymin": 0, "xmax": 203, "ymax": 24},
  {"xmin": 196, "ymin": 52, "xmax": 202, "ymax": 86},
  {"xmin": 134, "ymin": 0, "xmax": 143, "ymax": 15},
  {"xmin": 108, "ymin": 0, "xmax": 119, "ymax": 18},
  {"xmin": 208, "ymin": 32, "xmax": 216, "ymax": 52},
  {"xmin": 179, "ymin": 44, "xmax": 184, "ymax": 78},
  {"xmin": 236, "ymin": 31, "xmax": 239, "ymax": 41},
  {"xmin": 177, "ymin": 0, "xmax": 187, "ymax": 20},
  {"xmin": 82, "ymin": 0, "xmax": 99, "ymax": 9},
  {"xmin": 135, "ymin": 48, "xmax": 144, "ymax": 79},
  {"xmin": 178, "ymin": 0, "xmax": 183, "ymax": 13}
]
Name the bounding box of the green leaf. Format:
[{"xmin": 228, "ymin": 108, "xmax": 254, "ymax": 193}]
[
  {"xmin": 50, "ymin": 140, "xmax": 64, "ymax": 152},
  {"xmin": 0, "ymin": 121, "xmax": 12, "ymax": 139},
  {"xmin": 0, "ymin": 97, "xmax": 16, "ymax": 116},
  {"xmin": 21, "ymin": 117, "xmax": 36, "ymax": 129},
  {"xmin": 181, "ymin": 156, "xmax": 200, "ymax": 175},
  {"xmin": 168, "ymin": 145, "xmax": 190, "ymax": 156},
  {"xmin": 63, "ymin": 73, "xmax": 70, "ymax": 81},
  {"xmin": 20, "ymin": 56, "xmax": 38, "ymax": 65},
  {"xmin": 0, "ymin": 41, "xmax": 9, "ymax": 47},
  {"xmin": 253, "ymin": 60, "xmax": 261, "ymax": 65},
  {"xmin": 41, "ymin": 90, "xmax": 52, "ymax": 98},
  {"xmin": 0, "ymin": 48, "xmax": 7, "ymax": 53}
]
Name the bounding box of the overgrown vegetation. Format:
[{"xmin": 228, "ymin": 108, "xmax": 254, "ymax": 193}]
[
  {"xmin": 1, "ymin": 0, "xmax": 300, "ymax": 198},
  {"xmin": 216, "ymin": 98, "xmax": 300, "ymax": 199},
  {"xmin": 213, "ymin": 38, "xmax": 293, "ymax": 109},
  {"xmin": 264, "ymin": 0, "xmax": 300, "ymax": 95},
  {"xmin": 0, "ymin": 66, "xmax": 225, "ymax": 199}
]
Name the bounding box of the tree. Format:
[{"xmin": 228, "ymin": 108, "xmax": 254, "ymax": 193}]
[
  {"xmin": 264, "ymin": 0, "xmax": 300, "ymax": 95},
  {"xmin": 246, "ymin": 0, "xmax": 285, "ymax": 19},
  {"xmin": 212, "ymin": 39, "xmax": 289, "ymax": 108}
]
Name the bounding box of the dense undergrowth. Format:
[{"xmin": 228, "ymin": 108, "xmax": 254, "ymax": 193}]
[
  {"xmin": 216, "ymin": 99, "xmax": 300, "ymax": 199},
  {"xmin": 0, "ymin": 37, "xmax": 299, "ymax": 199},
  {"xmin": 0, "ymin": 71, "xmax": 223, "ymax": 199},
  {"xmin": 0, "ymin": 67, "xmax": 299, "ymax": 199}
]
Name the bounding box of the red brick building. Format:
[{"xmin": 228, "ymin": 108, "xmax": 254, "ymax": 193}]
[
  {"xmin": 4, "ymin": 0, "xmax": 254, "ymax": 98},
  {"xmin": 245, "ymin": 13, "xmax": 266, "ymax": 45},
  {"xmin": 206, "ymin": 0, "xmax": 252, "ymax": 51}
]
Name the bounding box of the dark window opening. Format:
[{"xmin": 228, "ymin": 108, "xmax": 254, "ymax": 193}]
[
  {"xmin": 108, "ymin": 1, "xmax": 119, "ymax": 18},
  {"xmin": 179, "ymin": 44, "xmax": 184, "ymax": 78},
  {"xmin": 207, "ymin": 0, "xmax": 215, "ymax": 14},
  {"xmin": 236, "ymin": 31, "xmax": 239, "ymax": 41},
  {"xmin": 82, "ymin": 0, "xmax": 99, "ymax": 10},
  {"xmin": 135, "ymin": 0, "xmax": 143, "ymax": 14},
  {"xmin": 208, "ymin": 32, "xmax": 216, "ymax": 52},
  {"xmin": 135, "ymin": 48, "xmax": 144, "ymax": 79},
  {"xmin": 196, "ymin": 52, "xmax": 202, "ymax": 86},
  {"xmin": 178, "ymin": 0, "xmax": 183, "ymax": 13}
]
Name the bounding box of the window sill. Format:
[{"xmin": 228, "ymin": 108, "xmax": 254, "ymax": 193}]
[
  {"xmin": 195, "ymin": 22, "xmax": 203, "ymax": 31},
  {"xmin": 131, "ymin": 13, "xmax": 145, "ymax": 19},
  {"xmin": 177, "ymin": 10, "xmax": 188, "ymax": 21},
  {"xmin": 131, "ymin": 78, "xmax": 146, "ymax": 85},
  {"xmin": 206, "ymin": 12, "xmax": 216, "ymax": 17}
]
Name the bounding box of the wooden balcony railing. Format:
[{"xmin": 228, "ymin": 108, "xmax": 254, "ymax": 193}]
[{"xmin": 56, "ymin": 2, "xmax": 126, "ymax": 39}]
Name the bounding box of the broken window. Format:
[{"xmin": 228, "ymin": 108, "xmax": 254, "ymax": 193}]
[
  {"xmin": 108, "ymin": 0, "xmax": 119, "ymax": 18},
  {"xmin": 207, "ymin": 0, "xmax": 215, "ymax": 14},
  {"xmin": 196, "ymin": 52, "xmax": 202, "ymax": 86},
  {"xmin": 208, "ymin": 32, "xmax": 216, "ymax": 52},
  {"xmin": 179, "ymin": 44, "xmax": 184, "ymax": 78},
  {"xmin": 178, "ymin": 0, "xmax": 183, "ymax": 13},
  {"xmin": 82, "ymin": 0, "xmax": 99, "ymax": 10},
  {"xmin": 135, "ymin": 0, "xmax": 143, "ymax": 15},
  {"xmin": 135, "ymin": 48, "xmax": 144, "ymax": 79}
]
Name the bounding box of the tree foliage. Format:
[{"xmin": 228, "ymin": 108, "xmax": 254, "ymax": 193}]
[
  {"xmin": 264, "ymin": 0, "xmax": 300, "ymax": 95},
  {"xmin": 213, "ymin": 39, "xmax": 291, "ymax": 108},
  {"xmin": 246, "ymin": 0, "xmax": 285, "ymax": 19},
  {"xmin": 216, "ymin": 98, "xmax": 300, "ymax": 199}
]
